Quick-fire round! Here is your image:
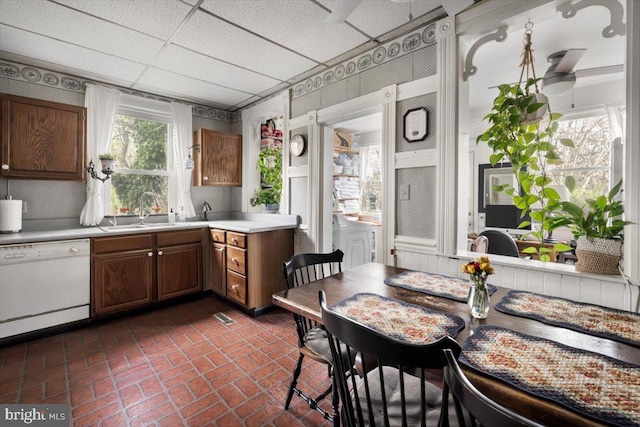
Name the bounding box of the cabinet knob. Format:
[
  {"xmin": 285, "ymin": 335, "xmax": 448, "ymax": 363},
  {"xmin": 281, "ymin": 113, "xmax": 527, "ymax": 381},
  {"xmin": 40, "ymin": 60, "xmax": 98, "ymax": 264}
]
[
  {"xmin": 232, "ymin": 258, "xmax": 238, "ymax": 264},
  {"xmin": 231, "ymin": 238, "xmax": 238, "ymax": 243},
  {"xmin": 148, "ymin": 252, "xmax": 153, "ymax": 257},
  {"xmin": 204, "ymin": 176, "xmax": 209, "ymax": 181},
  {"xmin": 158, "ymin": 250, "xmax": 163, "ymax": 256},
  {"xmin": 1, "ymin": 164, "xmax": 8, "ymax": 170}
]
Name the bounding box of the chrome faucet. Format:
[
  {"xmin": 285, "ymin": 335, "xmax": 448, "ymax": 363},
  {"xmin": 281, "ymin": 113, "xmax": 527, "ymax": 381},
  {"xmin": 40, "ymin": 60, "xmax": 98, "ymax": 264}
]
[
  {"xmin": 139, "ymin": 191, "xmax": 161, "ymax": 224},
  {"xmin": 201, "ymin": 201, "xmax": 212, "ymax": 220}
]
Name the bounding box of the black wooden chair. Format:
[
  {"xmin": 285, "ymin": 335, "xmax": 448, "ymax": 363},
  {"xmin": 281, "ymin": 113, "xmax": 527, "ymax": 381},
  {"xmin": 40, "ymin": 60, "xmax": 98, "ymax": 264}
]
[
  {"xmin": 320, "ymin": 290, "xmax": 464, "ymax": 427},
  {"xmin": 282, "ymin": 250, "xmax": 344, "ymax": 423},
  {"xmin": 479, "ymin": 230, "xmax": 520, "ymax": 257},
  {"xmin": 441, "ymin": 349, "xmax": 544, "ymax": 427}
]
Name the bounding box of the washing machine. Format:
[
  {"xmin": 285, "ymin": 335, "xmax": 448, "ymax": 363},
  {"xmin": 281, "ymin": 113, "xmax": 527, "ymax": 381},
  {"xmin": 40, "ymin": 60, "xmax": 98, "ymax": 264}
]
[{"xmin": 333, "ymin": 214, "xmax": 372, "ymax": 270}]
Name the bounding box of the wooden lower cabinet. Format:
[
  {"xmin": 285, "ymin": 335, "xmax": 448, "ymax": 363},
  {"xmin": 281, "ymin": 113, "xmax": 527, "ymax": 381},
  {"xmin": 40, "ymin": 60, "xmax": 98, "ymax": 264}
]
[
  {"xmin": 94, "ymin": 249, "xmax": 154, "ymax": 315},
  {"xmin": 92, "ymin": 230, "xmax": 203, "ymax": 316},
  {"xmin": 158, "ymin": 242, "xmax": 202, "ymax": 300},
  {"xmin": 209, "ymin": 228, "xmax": 293, "ymax": 314},
  {"xmin": 210, "ymin": 243, "xmax": 226, "ymax": 295}
]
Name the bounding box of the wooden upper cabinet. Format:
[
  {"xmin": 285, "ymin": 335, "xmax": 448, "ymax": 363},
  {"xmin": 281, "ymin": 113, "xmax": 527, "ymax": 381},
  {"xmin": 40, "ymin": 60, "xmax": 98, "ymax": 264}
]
[
  {"xmin": 193, "ymin": 128, "xmax": 242, "ymax": 187},
  {"xmin": 1, "ymin": 93, "xmax": 86, "ymax": 180}
]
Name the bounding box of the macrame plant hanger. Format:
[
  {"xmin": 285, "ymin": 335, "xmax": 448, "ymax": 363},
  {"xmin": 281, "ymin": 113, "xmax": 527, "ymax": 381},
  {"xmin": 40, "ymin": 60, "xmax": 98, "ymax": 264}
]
[{"xmin": 518, "ymin": 20, "xmax": 540, "ymax": 95}]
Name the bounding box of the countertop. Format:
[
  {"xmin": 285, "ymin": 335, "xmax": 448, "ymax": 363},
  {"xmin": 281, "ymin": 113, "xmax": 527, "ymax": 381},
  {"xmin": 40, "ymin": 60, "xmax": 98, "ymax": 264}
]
[{"xmin": 0, "ymin": 213, "xmax": 299, "ymax": 246}]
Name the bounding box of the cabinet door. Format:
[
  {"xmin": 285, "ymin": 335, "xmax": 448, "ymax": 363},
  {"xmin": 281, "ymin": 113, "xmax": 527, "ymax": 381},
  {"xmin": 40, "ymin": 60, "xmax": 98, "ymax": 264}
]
[
  {"xmin": 93, "ymin": 249, "xmax": 154, "ymax": 316},
  {"xmin": 193, "ymin": 129, "xmax": 242, "ymax": 187},
  {"xmin": 210, "ymin": 243, "xmax": 226, "ymax": 295},
  {"xmin": 157, "ymin": 243, "xmax": 202, "ymax": 300},
  {"xmin": 1, "ymin": 94, "xmax": 86, "ymax": 180}
]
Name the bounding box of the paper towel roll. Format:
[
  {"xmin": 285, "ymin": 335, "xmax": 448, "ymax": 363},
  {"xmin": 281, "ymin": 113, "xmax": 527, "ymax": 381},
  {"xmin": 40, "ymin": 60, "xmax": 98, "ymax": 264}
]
[{"xmin": 0, "ymin": 199, "xmax": 22, "ymax": 233}]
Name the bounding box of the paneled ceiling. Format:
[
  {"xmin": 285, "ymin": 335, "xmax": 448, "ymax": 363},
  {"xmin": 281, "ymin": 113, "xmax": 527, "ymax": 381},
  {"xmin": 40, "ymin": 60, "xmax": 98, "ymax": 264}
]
[{"xmin": 0, "ymin": 0, "xmax": 471, "ymax": 112}]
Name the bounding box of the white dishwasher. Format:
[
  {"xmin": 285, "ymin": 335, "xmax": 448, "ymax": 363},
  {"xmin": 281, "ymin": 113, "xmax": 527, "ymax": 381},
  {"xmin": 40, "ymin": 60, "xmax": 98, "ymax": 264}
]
[{"xmin": 0, "ymin": 239, "xmax": 90, "ymax": 339}]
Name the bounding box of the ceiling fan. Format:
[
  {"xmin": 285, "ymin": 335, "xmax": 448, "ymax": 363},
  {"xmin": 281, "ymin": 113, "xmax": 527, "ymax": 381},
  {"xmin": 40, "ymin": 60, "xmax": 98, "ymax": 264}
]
[
  {"xmin": 488, "ymin": 49, "xmax": 623, "ymax": 95},
  {"xmin": 541, "ymin": 49, "xmax": 623, "ymax": 96}
]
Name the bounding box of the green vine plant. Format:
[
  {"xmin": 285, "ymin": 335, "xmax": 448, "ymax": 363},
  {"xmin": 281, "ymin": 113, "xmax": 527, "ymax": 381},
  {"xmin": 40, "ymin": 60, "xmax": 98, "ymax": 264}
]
[
  {"xmin": 250, "ymin": 145, "xmax": 283, "ymax": 207},
  {"xmin": 477, "ymin": 78, "xmax": 573, "ymax": 262}
]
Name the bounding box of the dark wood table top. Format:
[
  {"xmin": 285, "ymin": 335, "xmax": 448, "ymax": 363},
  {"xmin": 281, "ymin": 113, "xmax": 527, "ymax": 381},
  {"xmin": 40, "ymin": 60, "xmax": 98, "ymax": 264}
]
[{"xmin": 272, "ymin": 262, "xmax": 640, "ymax": 427}]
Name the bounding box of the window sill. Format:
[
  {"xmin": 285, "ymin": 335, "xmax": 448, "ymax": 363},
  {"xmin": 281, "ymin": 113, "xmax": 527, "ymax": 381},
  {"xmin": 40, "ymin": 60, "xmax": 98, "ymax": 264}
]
[{"xmin": 456, "ymin": 250, "xmax": 627, "ymax": 285}]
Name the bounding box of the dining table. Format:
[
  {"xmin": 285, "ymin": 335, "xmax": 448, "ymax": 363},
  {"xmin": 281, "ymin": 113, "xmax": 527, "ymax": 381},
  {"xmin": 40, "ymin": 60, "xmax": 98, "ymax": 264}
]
[{"xmin": 272, "ymin": 262, "xmax": 640, "ymax": 427}]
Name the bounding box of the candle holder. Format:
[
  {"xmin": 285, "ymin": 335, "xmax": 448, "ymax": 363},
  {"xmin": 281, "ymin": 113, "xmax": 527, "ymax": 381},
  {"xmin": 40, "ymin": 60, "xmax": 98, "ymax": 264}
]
[{"xmin": 86, "ymin": 159, "xmax": 114, "ymax": 182}]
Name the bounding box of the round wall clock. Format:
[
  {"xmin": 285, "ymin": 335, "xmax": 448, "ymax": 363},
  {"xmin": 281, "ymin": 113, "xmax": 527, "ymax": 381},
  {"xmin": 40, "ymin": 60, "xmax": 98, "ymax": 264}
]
[{"xmin": 290, "ymin": 134, "xmax": 306, "ymax": 156}]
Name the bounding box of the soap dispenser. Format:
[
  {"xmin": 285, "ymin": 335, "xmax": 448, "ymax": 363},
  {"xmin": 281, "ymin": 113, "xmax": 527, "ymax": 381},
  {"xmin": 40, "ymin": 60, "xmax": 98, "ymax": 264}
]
[{"xmin": 168, "ymin": 208, "xmax": 175, "ymax": 224}]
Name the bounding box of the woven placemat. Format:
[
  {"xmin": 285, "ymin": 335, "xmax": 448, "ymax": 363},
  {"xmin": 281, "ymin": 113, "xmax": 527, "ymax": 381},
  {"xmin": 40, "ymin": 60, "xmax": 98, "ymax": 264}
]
[
  {"xmin": 384, "ymin": 270, "xmax": 497, "ymax": 302},
  {"xmin": 495, "ymin": 290, "xmax": 640, "ymax": 347},
  {"xmin": 461, "ymin": 325, "xmax": 640, "ymax": 427},
  {"xmin": 328, "ymin": 293, "xmax": 465, "ymax": 344}
]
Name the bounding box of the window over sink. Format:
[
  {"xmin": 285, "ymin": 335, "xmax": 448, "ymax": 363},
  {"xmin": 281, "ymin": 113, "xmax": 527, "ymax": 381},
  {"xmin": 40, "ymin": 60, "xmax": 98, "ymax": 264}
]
[{"xmin": 103, "ymin": 97, "xmax": 172, "ymax": 216}]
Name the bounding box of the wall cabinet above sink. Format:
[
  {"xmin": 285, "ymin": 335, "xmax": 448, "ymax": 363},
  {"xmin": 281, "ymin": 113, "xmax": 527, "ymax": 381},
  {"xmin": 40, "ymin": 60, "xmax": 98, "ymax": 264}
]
[{"xmin": 192, "ymin": 128, "xmax": 242, "ymax": 187}]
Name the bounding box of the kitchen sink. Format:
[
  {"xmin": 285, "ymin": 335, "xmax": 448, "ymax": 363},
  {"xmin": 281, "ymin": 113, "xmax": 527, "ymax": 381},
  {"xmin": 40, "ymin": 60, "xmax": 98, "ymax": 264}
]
[{"xmin": 100, "ymin": 223, "xmax": 181, "ymax": 232}]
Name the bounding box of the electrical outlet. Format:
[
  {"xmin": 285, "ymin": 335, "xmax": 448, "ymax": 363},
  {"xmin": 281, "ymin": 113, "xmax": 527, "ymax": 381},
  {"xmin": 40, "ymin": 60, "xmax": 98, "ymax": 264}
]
[
  {"xmin": 399, "ymin": 184, "xmax": 410, "ymax": 200},
  {"xmin": 22, "ymin": 201, "xmax": 28, "ymax": 214}
]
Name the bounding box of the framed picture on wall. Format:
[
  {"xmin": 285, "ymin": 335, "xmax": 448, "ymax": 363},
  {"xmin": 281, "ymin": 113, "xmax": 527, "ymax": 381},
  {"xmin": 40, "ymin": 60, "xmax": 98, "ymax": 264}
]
[{"xmin": 403, "ymin": 107, "xmax": 428, "ymax": 142}]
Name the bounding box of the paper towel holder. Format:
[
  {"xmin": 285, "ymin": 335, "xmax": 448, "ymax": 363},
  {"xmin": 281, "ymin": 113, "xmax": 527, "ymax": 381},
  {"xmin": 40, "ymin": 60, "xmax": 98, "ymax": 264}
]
[{"xmin": 86, "ymin": 159, "xmax": 114, "ymax": 182}]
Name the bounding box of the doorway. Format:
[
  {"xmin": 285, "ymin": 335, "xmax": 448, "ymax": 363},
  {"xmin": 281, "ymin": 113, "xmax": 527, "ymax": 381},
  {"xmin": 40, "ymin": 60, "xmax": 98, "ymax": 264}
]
[{"xmin": 322, "ymin": 112, "xmax": 385, "ymax": 268}]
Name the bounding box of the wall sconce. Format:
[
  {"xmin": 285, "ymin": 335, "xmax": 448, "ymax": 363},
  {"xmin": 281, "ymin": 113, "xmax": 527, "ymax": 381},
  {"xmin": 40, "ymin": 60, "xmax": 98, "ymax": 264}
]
[
  {"xmin": 185, "ymin": 144, "xmax": 200, "ymax": 170},
  {"xmin": 86, "ymin": 159, "xmax": 114, "ymax": 182}
]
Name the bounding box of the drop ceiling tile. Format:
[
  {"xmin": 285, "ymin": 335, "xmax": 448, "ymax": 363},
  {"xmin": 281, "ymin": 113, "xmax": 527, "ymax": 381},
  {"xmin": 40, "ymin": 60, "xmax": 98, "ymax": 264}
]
[
  {"xmin": 136, "ymin": 67, "xmax": 253, "ymax": 108},
  {"xmin": 0, "ymin": 25, "xmax": 145, "ymax": 84},
  {"xmin": 200, "ymin": 0, "xmax": 368, "ymax": 63},
  {"xmin": 317, "ymin": 0, "xmax": 440, "ymax": 38},
  {"xmin": 0, "ymin": 0, "xmax": 164, "ymax": 63},
  {"xmin": 55, "ymin": 0, "xmax": 194, "ymax": 41},
  {"xmin": 172, "ymin": 10, "xmax": 317, "ymax": 81},
  {"xmin": 153, "ymin": 45, "xmax": 281, "ymax": 94}
]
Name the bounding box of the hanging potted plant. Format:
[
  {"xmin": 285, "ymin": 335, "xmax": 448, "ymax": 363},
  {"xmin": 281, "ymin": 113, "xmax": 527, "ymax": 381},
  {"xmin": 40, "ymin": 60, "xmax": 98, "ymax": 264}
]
[
  {"xmin": 476, "ymin": 21, "xmax": 573, "ymax": 261},
  {"xmin": 560, "ymin": 179, "xmax": 630, "ymax": 274},
  {"xmin": 98, "ymin": 153, "xmax": 115, "ymax": 173},
  {"xmin": 251, "ymin": 145, "xmax": 282, "ymax": 213}
]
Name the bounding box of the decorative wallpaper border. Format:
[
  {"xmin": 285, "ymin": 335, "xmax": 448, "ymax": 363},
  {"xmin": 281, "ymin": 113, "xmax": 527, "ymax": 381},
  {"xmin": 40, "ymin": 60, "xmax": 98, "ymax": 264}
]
[
  {"xmin": 0, "ymin": 60, "xmax": 239, "ymax": 122},
  {"xmin": 291, "ymin": 22, "xmax": 436, "ymax": 99}
]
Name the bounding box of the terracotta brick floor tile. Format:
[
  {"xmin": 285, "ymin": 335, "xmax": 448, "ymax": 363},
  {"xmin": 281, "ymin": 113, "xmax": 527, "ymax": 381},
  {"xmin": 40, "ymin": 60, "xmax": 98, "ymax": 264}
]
[
  {"xmin": 168, "ymin": 385, "xmax": 194, "ymax": 407},
  {"xmin": 213, "ymin": 411, "xmax": 243, "ymax": 427},
  {"xmin": 180, "ymin": 392, "xmax": 221, "ymax": 419},
  {"xmin": 157, "ymin": 412, "xmax": 184, "ymax": 427},
  {"xmin": 73, "ymin": 401, "xmax": 121, "ymax": 427},
  {"xmin": 125, "ymin": 392, "xmax": 169, "ymax": 419},
  {"xmin": 119, "ymin": 384, "xmax": 144, "ymax": 408},
  {"xmin": 100, "ymin": 412, "xmax": 127, "ymax": 427},
  {"xmin": 140, "ymin": 377, "xmax": 164, "ymax": 398},
  {"xmin": 0, "ymin": 298, "xmax": 333, "ymax": 427},
  {"xmin": 187, "ymin": 401, "xmax": 227, "ymax": 427},
  {"xmin": 71, "ymin": 392, "xmax": 118, "ymax": 418}
]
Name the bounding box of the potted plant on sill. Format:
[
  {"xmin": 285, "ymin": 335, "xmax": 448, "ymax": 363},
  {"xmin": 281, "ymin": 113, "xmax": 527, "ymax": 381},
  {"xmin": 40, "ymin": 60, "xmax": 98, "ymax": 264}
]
[
  {"xmin": 560, "ymin": 179, "xmax": 630, "ymax": 275},
  {"xmin": 98, "ymin": 153, "xmax": 115, "ymax": 173},
  {"xmin": 251, "ymin": 145, "xmax": 282, "ymax": 213},
  {"xmin": 477, "ymin": 78, "xmax": 574, "ymax": 261}
]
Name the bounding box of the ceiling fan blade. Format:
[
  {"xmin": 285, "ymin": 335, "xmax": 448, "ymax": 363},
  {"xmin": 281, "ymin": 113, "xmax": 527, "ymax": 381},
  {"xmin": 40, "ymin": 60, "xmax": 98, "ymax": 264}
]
[
  {"xmin": 325, "ymin": 0, "xmax": 362, "ymax": 24},
  {"xmin": 554, "ymin": 49, "xmax": 587, "ymax": 73},
  {"xmin": 575, "ymin": 64, "xmax": 624, "ymax": 78}
]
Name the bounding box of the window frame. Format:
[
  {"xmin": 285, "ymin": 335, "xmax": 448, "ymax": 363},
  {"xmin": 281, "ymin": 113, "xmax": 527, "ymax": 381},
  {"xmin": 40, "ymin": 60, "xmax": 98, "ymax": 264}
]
[{"xmin": 102, "ymin": 95, "xmax": 174, "ymax": 216}]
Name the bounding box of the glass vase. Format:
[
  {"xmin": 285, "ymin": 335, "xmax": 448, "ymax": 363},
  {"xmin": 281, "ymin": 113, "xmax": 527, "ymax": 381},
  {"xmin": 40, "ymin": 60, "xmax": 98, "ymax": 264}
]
[{"xmin": 467, "ymin": 276, "xmax": 490, "ymax": 319}]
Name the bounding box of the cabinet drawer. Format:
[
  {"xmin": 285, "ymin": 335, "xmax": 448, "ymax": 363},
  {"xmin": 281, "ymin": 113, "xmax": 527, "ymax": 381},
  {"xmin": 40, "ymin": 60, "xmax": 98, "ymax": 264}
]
[
  {"xmin": 93, "ymin": 234, "xmax": 153, "ymax": 254},
  {"xmin": 210, "ymin": 229, "xmax": 226, "ymax": 244},
  {"xmin": 157, "ymin": 229, "xmax": 202, "ymax": 246},
  {"xmin": 226, "ymin": 270, "xmax": 247, "ymax": 305},
  {"xmin": 227, "ymin": 232, "xmax": 246, "ymax": 248},
  {"xmin": 227, "ymin": 246, "xmax": 246, "ymax": 275}
]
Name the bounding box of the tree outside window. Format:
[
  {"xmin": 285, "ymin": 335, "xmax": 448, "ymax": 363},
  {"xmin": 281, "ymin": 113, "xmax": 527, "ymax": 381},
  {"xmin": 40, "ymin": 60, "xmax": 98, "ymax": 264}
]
[
  {"xmin": 107, "ymin": 114, "xmax": 170, "ymax": 216},
  {"xmin": 550, "ymin": 114, "xmax": 612, "ymax": 207}
]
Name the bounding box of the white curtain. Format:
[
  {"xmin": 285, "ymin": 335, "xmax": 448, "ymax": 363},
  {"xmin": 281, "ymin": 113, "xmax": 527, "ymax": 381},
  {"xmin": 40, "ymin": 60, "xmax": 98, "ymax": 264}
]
[
  {"xmin": 171, "ymin": 102, "xmax": 196, "ymax": 218},
  {"xmin": 79, "ymin": 84, "xmax": 121, "ymax": 226}
]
